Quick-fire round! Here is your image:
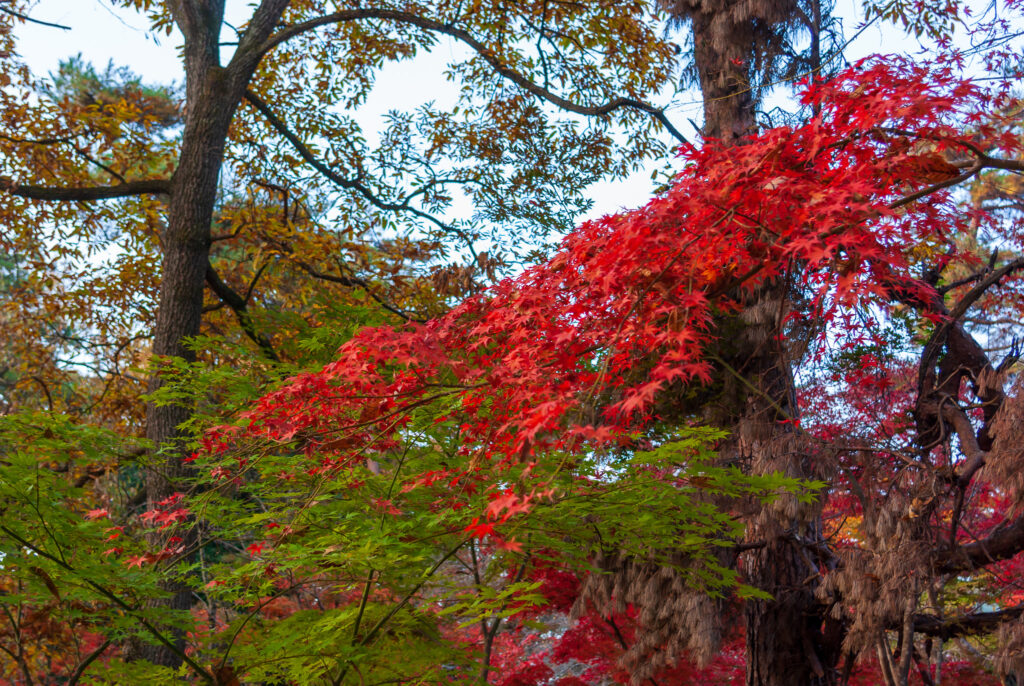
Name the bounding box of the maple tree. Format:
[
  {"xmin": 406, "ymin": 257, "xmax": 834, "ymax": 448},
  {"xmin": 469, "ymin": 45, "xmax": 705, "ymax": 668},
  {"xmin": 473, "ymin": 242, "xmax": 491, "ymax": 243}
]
[
  {"xmin": 2, "ymin": 0, "xmax": 1024, "ymax": 685},
  {"xmin": 191, "ymin": 6, "xmax": 1022, "ymax": 686}
]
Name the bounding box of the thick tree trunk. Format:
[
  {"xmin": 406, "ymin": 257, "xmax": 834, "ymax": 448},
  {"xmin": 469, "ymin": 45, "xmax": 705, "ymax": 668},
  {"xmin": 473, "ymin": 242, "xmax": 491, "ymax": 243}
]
[
  {"xmin": 707, "ymin": 284, "xmax": 840, "ymax": 686},
  {"xmin": 724, "ymin": 304, "xmax": 841, "ymax": 685},
  {"xmin": 136, "ymin": 0, "xmax": 242, "ymax": 668},
  {"xmin": 137, "ymin": 72, "xmax": 238, "ymax": 668},
  {"xmin": 134, "ymin": 1, "xmax": 292, "ymax": 667},
  {"xmin": 682, "ymin": 6, "xmax": 844, "ymax": 683},
  {"xmin": 690, "ymin": 10, "xmax": 756, "ymax": 141}
]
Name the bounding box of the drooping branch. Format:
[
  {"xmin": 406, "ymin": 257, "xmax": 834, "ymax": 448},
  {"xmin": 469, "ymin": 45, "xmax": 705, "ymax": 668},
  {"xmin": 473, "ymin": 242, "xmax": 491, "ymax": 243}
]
[
  {"xmin": 254, "ymin": 9, "xmax": 689, "ymax": 144},
  {"xmin": 0, "ymin": 177, "xmax": 171, "ymax": 201},
  {"xmin": 204, "ymin": 263, "xmax": 279, "ymax": 362}
]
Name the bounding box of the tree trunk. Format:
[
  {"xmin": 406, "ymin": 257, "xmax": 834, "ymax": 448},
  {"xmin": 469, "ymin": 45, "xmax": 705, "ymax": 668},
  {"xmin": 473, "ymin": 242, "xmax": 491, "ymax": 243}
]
[
  {"xmin": 136, "ymin": 70, "xmax": 238, "ymax": 668},
  {"xmin": 136, "ymin": 0, "xmax": 260, "ymax": 668},
  {"xmin": 689, "ymin": 10, "xmax": 756, "ymax": 141},
  {"xmin": 710, "ymin": 284, "xmax": 840, "ymax": 686},
  {"xmin": 682, "ymin": 6, "xmax": 844, "ymax": 683}
]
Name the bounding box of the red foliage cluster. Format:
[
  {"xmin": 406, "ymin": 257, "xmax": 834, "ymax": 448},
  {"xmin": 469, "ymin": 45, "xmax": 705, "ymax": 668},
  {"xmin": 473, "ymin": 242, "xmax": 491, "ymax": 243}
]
[{"xmin": 216, "ymin": 58, "xmax": 1019, "ymax": 543}]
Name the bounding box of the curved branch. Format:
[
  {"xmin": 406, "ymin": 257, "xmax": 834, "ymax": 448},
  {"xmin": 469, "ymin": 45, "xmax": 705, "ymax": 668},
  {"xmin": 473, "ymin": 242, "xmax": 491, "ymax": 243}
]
[
  {"xmin": 242, "ymin": 89, "xmax": 474, "ymax": 246},
  {"xmin": 256, "ymin": 10, "xmax": 688, "ymax": 144},
  {"xmin": 282, "ymin": 254, "xmax": 426, "ymax": 324},
  {"xmin": 936, "ymin": 516, "xmax": 1024, "ymax": 574},
  {"xmin": 889, "ymin": 163, "xmax": 982, "ymax": 210},
  {"xmin": 0, "ymin": 177, "xmax": 171, "ymax": 201},
  {"xmin": 204, "ymin": 263, "xmax": 280, "ymax": 362}
]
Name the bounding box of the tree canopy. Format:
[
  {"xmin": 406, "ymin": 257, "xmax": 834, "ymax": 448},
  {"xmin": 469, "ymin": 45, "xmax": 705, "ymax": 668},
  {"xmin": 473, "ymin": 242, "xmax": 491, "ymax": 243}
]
[{"xmin": 1, "ymin": 1, "xmax": 1023, "ymax": 685}]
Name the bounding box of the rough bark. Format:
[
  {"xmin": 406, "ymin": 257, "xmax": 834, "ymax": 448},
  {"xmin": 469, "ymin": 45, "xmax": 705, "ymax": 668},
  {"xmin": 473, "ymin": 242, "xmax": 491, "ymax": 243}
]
[
  {"xmin": 712, "ymin": 286, "xmax": 841, "ymax": 686},
  {"xmin": 666, "ymin": 1, "xmax": 843, "ymax": 682},
  {"xmin": 135, "ymin": 0, "xmax": 290, "ymax": 668},
  {"xmin": 689, "ymin": 10, "xmax": 756, "ymax": 141}
]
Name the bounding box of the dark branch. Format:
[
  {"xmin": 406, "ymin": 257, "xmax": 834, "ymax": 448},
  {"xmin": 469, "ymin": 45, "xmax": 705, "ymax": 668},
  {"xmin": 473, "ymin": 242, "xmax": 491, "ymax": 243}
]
[
  {"xmin": 242, "ymin": 89, "xmax": 473, "ymax": 244},
  {"xmin": 0, "ymin": 6, "xmax": 71, "ymax": 30},
  {"xmin": 256, "ymin": 10, "xmax": 688, "ymax": 144},
  {"xmin": 259, "ymin": 232, "xmax": 426, "ymax": 323},
  {"xmin": 889, "ymin": 163, "xmax": 982, "ymax": 209},
  {"xmin": 204, "ymin": 263, "xmax": 280, "ymax": 362},
  {"xmin": 936, "ymin": 516, "xmax": 1024, "ymax": 574},
  {"xmin": 0, "ymin": 177, "xmax": 171, "ymax": 201},
  {"xmin": 912, "ymin": 607, "xmax": 1024, "ymax": 639},
  {"xmin": 0, "ymin": 525, "xmax": 215, "ymax": 683}
]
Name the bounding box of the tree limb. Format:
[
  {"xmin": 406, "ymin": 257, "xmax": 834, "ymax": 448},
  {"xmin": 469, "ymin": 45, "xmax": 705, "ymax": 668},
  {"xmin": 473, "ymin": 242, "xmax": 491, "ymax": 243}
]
[
  {"xmin": 204, "ymin": 263, "xmax": 279, "ymax": 362},
  {"xmin": 256, "ymin": 9, "xmax": 689, "ymax": 144},
  {"xmin": 912, "ymin": 607, "xmax": 1024, "ymax": 639},
  {"xmin": 0, "ymin": 525, "xmax": 214, "ymax": 684},
  {"xmin": 0, "ymin": 177, "xmax": 171, "ymax": 201},
  {"xmin": 0, "ymin": 6, "xmax": 71, "ymax": 30},
  {"xmin": 936, "ymin": 516, "xmax": 1024, "ymax": 574},
  {"xmin": 242, "ymin": 89, "xmax": 474, "ymax": 245}
]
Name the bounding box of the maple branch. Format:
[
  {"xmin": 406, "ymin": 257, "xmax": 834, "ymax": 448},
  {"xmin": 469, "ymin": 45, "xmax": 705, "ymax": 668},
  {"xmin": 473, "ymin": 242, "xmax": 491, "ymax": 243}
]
[
  {"xmin": 0, "ymin": 525, "xmax": 215, "ymax": 683},
  {"xmin": 204, "ymin": 263, "xmax": 280, "ymax": 362},
  {"xmin": 67, "ymin": 638, "xmax": 112, "ymax": 686},
  {"xmin": 889, "ymin": 163, "xmax": 982, "ymax": 209},
  {"xmin": 911, "ymin": 607, "xmax": 1024, "ymax": 639},
  {"xmin": 332, "ymin": 538, "xmax": 467, "ymax": 684},
  {"xmin": 873, "ymin": 127, "xmax": 1024, "ymax": 173},
  {"xmin": 257, "ymin": 10, "xmax": 689, "ymax": 144},
  {"xmin": 0, "ymin": 177, "xmax": 171, "ymax": 201}
]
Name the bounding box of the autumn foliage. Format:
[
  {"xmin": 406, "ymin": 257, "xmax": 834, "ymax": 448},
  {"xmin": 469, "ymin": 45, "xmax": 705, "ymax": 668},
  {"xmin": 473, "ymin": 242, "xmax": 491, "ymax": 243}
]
[{"xmin": 2, "ymin": 1, "xmax": 1024, "ymax": 684}]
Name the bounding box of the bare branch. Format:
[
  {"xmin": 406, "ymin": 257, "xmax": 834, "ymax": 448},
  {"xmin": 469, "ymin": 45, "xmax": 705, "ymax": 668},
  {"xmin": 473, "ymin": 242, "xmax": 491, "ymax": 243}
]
[
  {"xmin": 204, "ymin": 263, "xmax": 279, "ymax": 362},
  {"xmin": 0, "ymin": 177, "xmax": 171, "ymax": 201},
  {"xmin": 0, "ymin": 6, "xmax": 71, "ymax": 30}
]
